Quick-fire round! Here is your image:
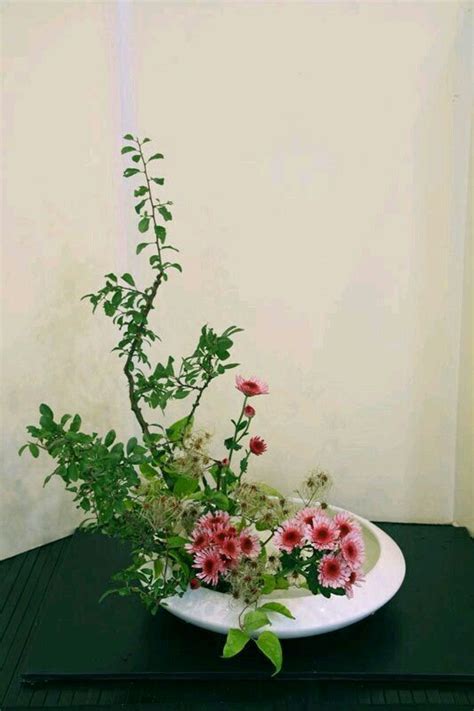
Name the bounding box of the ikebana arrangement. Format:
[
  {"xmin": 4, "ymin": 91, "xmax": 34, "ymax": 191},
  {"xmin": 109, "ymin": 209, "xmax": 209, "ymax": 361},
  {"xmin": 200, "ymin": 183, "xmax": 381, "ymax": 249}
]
[{"xmin": 20, "ymin": 135, "xmax": 366, "ymax": 674}]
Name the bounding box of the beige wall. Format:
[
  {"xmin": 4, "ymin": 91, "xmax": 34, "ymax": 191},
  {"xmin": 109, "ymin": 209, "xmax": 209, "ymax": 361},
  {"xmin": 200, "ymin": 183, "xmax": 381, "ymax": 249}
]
[{"xmin": 1, "ymin": 1, "xmax": 472, "ymax": 559}]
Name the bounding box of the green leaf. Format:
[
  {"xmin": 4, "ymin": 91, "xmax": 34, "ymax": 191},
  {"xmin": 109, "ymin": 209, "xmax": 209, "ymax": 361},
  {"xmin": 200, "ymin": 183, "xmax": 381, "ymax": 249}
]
[
  {"xmin": 222, "ymin": 628, "xmax": 250, "ymax": 658},
  {"xmin": 121, "ymin": 146, "xmax": 136, "ymax": 154},
  {"xmin": 39, "ymin": 403, "xmax": 54, "ymax": 419},
  {"xmin": 243, "ymin": 609, "xmax": 270, "ymax": 634},
  {"xmin": 139, "ymin": 462, "xmax": 159, "ymax": 479},
  {"xmin": 104, "ymin": 430, "xmax": 116, "ymax": 447},
  {"xmin": 135, "ymin": 199, "xmax": 146, "ymax": 214},
  {"xmin": 131, "ymin": 154, "xmax": 141, "ymax": 163},
  {"xmin": 274, "ymin": 575, "xmax": 290, "ymax": 590},
  {"xmin": 255, "ymin": 631, "xmax": 282, "ymax": 676},
  {"xmin": 257, "ymin": 482, "xmax": 284, "ymax": 498},
  {"xmin": 151, "ymin": 177, "xmax": 165, "ymax": 185},
  {"xmin": 69, "ymin": 414, "xmax": 81, "ymax": 432},
  {"xmin": 18, "ymin": 444, "xmax": 29, "ymax": 456},
  {"xmin": 166, "ymin": 416, "xmax": 193, "ymax": 443},
  {"xmin": 154, "ymin": 225, "xmax": 166, "ymax": 242},
  {"xmin": 121, "ymin": 273, "xmax": 135, "ymax": 287},
  {"xmin": 261, "ymin": 574, "xmax": 276, "ymax": 595},
  {"xmin": 259, "ymin": 602, "xmax": 295, "ymax": 620},
  {"xmin": 126, "ymin": 437, "xmax": 138, "ymax": 455},
  {"xmin": 173, "ymin": 476, "xmax": 199, "ymax": 497},
  {"xmin": 138, "ymin": 216, "xmax": 150, "ymax": 233},
  {"xmin": 158, "ymin": 206, "xmax": 172, "ymax": 222},
  {"xmin": 29, "ymin": 443, "xmax": 40, "ymax": 458},
  {"xmin": 136, "ymin": 242, "xmax": 151, "ymax": 255},
  {"xmin": 148, "ymin": 153, "xmax": 164, "ymax": 161},
  {"xmin": 134, "ymin": 186, "xmax": 148, "ymax": 197},
  {"xmin": 167, "ymin": 535, "xmax": 188, "ymax": 548},
  {"xmin": 123, "ymin": 134, "xmax": 134, "ymax": 140},
  {"xmin": 123, "ymin": 168, "xmax": 140, "ymax": 177}
]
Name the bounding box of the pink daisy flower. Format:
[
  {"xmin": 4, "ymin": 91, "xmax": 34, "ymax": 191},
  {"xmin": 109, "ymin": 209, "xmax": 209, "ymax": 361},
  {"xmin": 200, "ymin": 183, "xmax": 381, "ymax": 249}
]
[
  {"xmin": 318, "ymin": 554, "xmax": 351, "ymax": 589},
  {"xmin": 220, "ymin": 536, "xmax": 241, "ymax": 561},
  {"xmin": 274, "ymin": 521, "xmax": 305, "ymax": 553},
  {"xmin": 239, "ymin": 529, "xmax": 261, "ymax": 558},
  {"xmin": 333, "ymin": 511, "xmax": 361, "ymax": 538},
  {"xmin": 196, "ymin": 511, "xmax": 231, "ymax": 531},
  {"xmin": 193, "ymin": 548, "xmax": 225, "ymax": 586},
  {"xmin": 235, "ymin": 375, "xmax": 269, "ymax": 397},
  {"xmin": 184, "ymin": 529, "xmax": 211, "ymax": 554},
  {"xmin": 344, "ymin": 568, "xmax": 365, "ymax": 598},
  {"xmin": 295, "ymin": 506, "xmax": 321, "ymax": 528},
  {"xmin": 249, "ymin": 436, "xmax": 267, "ymax": 456},
  {"xmin": 211, "ymin": 525, "xmax": 229, "ymax": 545},
  {"xmin": 306, "ymin": 514, "xmax": 338, "ymax": 550},
  {"xmin": 340, "ymin": 531, "xmax": 365, "ymax": 570}
]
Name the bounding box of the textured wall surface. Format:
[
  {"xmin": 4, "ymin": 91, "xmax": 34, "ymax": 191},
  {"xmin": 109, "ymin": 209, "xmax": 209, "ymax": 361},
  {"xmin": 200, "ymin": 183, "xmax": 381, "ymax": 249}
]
[{"xmin": 1, "ymin": 1, "xmax": 472, "ymax": 559}]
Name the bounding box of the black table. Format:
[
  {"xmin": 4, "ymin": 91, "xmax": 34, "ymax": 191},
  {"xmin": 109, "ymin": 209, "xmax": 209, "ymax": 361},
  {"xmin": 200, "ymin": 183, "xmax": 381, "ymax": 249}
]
[{"xmin": 21, "ymin": 523, "xmax": 474, "ymax": 683}]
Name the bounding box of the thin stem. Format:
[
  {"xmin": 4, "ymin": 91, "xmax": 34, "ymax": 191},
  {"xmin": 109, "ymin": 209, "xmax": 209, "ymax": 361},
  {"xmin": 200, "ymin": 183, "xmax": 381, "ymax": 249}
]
[{"xmin": 227, "ymin": 397, "xmax": 248, "ymax": 469}]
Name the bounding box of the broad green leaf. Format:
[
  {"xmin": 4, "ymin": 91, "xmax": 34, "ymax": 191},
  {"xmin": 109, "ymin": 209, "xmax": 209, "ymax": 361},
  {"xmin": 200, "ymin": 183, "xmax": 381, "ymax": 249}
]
[
  {"xmin": 134, "ymin": 186, "xmax": 148, "ymax": 197},
  {"xmin": 261, "ymin": 574, "xmax": 276, "ymax": 595},
  {"xmin": 259, "ymin": 602, "xmax": 295, "ymax": 619},
  {"xmin": 104, "ymin": 430, "xmax": 116, "ymax": 447},
  {"xmin": 121, "ymin": 146, "xmax": 136, "ymax": 154},
  {"xmin": 166, "ymin": 416, "xmax": 193, "ymax": 443},
  {"xmin": 29, "ymin": 443, "xmax": 40, "ymax": 458},
  {"xmin": 124, "ymin": 168, "xmax": 140, "ymax": 177},
  {"xmin": 123, "ymin": 134, "xmax": 134, "ymax": 140},
  {"xmin": 18, "ymin": 444, "xmax": 28, "ymax": 456},
  {"xmin": 256, "ymin": 631, "xmax": 283, "ymax": 676},
  {"xmin": 222, "ymin": 628, "xmax": 250, "ymax": 658},
  {"xmin": 139, "ymin": 463, "xmax": 159, "ymax": 479},
  {"xmin": 258, "ymin": 482, "xmax": 284, "ymax": 498},
  {"xmin": 154, "ymin": 225, "xmax": 166, "ymax": 242},
  {"xmin": 158, "ymin": 206, "xmax": 172, "ymax": 222},
  {"xmin": 138, "ymin": 216, "xmax": 150, "ymax": 233},
  {"xmin": 39, "ymin": 403, "xmax": 54, "ymax": 419},
  {"xmin": 243, "ymin": 609, "xmax": 270, "ymax": 634},
  {"xmin": 131, "ymin": 154, "xmax": 141, "ymax": 163},
  {"xmin": 173, "ymin": 476, "xmax": 199, "ymax": 497},
  {"xmin": 121, "ymin": 273, "xmax": 135, "ymax": 287},
  {"xmin": 69, "ymin": 414, "xmax": 81, "ymax": 432},
  {"xmin": 153, "ymin": 559, "xmax": 163, "ymax": 578},
  {"xmin": 151, "ymin": 177, "xmax": 164, "ymax": 185},
  {"xmin": 166, "ymin": 535, "xmax": 188, "ymax": 548},
  {"xmin": 148, "ymin": 153, "xmax": 164, "ymax": 161},
  {"xmin": 136, "ymin": 242, "xmax": 150, "ymax": 255},
  {"xmin": 126, "ymin": 437, "xmax": 138, "ymax": 454},
  {"xmin": 134, "ymin": 199, "xmax": 146, "ymax": 214},
  {"xmin": 274, "ymin": 575, "xmax": 290, "ymax": 590}
]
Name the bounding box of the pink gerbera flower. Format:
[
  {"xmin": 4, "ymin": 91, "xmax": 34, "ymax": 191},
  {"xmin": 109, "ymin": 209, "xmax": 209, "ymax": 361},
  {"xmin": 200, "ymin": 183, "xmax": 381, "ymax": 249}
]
[
  {"xmin": 274, "ymin": 521, "xmax": 305, "ymax": 553},
  {"xmin": 212, "ymin": 524, "xmax": 233, "ymax": 547},
  {"xmin": 249, "ymin": 436, "xmax": 267, "ymax": 455},
  {"xmin": 193, "ymin": 548, "xmax": 225, "ymax": 586},
  {"xmin": 344, "ymin": 568, "xmax": 365, "ymax": 598},
  {"xmin": 220, "ymin": 536, "xmax": 241, "ymax": 561},
  {"xmin": 196, "ymin": 511, "xmax": 231, "ymax": 531},
  {"xmin": 295, "ymin": 506, "xmax": 321, "ymax": 527},
  {"xmin": 306, "ymin": 514, "xmax": 338, "ymax": 550},
  {"xmin": 333, "ymin": 511, "xmax": 361, "ymax": 538},
  {"xmin": 340, "ymin": 532, "xmax": 365, "ymax": 570},
  {"xmin": 239, "ymin": 529, "xmax": 261, "ymax": 558},
  {"xmin": 185, "ymin": 529, "xmax": 211, "ymax": 554},
  {"xmin": 235, "ymin": 375, "xmax": 269, "ymax": 397},
  {"xmin": 318, "ymin": 554, "xmax": 351, "ymax": 589}
]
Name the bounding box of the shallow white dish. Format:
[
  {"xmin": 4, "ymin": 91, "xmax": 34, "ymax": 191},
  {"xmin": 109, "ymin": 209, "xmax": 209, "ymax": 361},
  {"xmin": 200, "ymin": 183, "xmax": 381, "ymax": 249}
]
[{"xmin": 163, "ymin": 506, "xmax": 406, "ymax": 639}]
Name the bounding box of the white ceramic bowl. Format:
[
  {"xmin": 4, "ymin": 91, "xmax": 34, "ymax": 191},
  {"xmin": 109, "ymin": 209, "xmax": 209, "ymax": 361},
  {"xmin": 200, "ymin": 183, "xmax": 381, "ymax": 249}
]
[{"xmin": 163, "ymin": 506, "xmax": 405, "ymax": 638}]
